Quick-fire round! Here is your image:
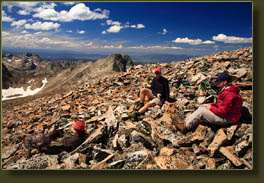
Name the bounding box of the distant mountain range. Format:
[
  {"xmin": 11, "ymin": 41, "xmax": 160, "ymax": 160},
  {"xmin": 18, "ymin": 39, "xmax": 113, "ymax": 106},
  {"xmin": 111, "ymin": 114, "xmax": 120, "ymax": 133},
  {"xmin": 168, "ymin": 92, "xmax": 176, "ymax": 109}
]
[
  {"xmin": 2, "ymin": 52, "xmax": 133, "ymax": 101},
  {"xmin": 3, "ymin": 48, "xmax": 197, "ymax": 64}
]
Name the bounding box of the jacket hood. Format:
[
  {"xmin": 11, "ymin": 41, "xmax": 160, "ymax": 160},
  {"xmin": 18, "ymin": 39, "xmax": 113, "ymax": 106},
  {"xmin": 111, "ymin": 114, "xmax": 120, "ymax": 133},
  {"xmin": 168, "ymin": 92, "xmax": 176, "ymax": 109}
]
[{"xmin": 225, "ymin": 85, "xmax": 240, "ymax": 94}]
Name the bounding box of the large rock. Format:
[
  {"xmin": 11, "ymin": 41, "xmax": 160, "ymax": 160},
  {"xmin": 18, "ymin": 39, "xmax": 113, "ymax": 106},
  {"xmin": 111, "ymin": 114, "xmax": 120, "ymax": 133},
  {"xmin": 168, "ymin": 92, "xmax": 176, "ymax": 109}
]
[
  {"xmin": 207, "ymin": 129, "xmax": 227, "ymax": 157},
  {"xmin": 219, "ymin": 147, "xmax": 243, "ymax": 167}
]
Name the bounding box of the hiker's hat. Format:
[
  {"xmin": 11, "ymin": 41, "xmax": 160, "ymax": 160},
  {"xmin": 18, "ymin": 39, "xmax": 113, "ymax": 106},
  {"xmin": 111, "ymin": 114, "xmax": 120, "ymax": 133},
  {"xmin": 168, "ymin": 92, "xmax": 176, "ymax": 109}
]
[
  {"xmin": 73, "ymin": 121, "xmax": 85, "ymax": 132},
  {"xmin": 215, "ymin": 73, "xmax": 232, "ymax": 82},
  {"xmin": 154, "ymin": 68, "xmax": 161, "ymax": 73}
]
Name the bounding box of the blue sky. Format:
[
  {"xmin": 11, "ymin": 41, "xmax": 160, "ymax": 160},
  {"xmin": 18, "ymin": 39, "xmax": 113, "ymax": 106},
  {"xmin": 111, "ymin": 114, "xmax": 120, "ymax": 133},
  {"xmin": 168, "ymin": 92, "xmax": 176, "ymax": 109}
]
[{"xmin": 2, "ymin": 2, "xmax": 252, "ymax": 56}]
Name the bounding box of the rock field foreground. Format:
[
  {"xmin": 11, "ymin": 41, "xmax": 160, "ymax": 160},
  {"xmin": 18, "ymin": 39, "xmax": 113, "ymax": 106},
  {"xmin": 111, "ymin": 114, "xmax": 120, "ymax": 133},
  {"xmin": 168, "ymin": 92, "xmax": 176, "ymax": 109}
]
[{"xmin": 2, "ymin": 47, "xmax": 253, "ymax": 169}]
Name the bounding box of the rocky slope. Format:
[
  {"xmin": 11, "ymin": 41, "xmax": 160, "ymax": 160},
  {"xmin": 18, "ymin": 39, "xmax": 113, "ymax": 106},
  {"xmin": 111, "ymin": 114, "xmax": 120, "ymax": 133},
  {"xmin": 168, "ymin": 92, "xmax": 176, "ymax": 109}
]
[{"xmin": 2, "ymin": 47, "xmax": 252, "ymax": 169}]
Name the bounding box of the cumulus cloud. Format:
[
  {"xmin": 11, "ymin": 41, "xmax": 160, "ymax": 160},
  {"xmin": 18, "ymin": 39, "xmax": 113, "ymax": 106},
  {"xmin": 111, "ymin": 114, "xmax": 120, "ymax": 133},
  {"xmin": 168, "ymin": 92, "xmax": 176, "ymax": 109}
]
[
  {"xmin": 2, "ymin": 31, "xmax": 94, "ymax": 50},
  {"xmin": 11, "ymin": 19, "xmax": 27, "ymax": 28},
  {"xmin": 77, "ymin": 30, "xmax": 85, "ymax": 34},
  {"xmin": 33, "ymin": 3, "xmax": 110, "ymax": 22},
  {"xmin": 202, "ymin": 40, "xmax": 215, "ymax": 44},
  {"xmin": 103, "ymin": 20, "xmax": 145, "ymax": 34},
  {"xmin": 39, "ymin": 37, "xmax": 69, "ymax": 45},
  {"xmin": 162, "ymin": 28, "xmax": 168, "ymax": 35},
  {"xmin": 102, "ymin": 45, "xmax": 121, "ymax": 49},
  {"xmin": 172, "ymin": 37, "xmax": 215, "ymax": 45},
  {"xmin": 17, "ymin": 9, "xmax": 31, "ymax": 15},
  {"xmin": 128, "ymin": 45, "xmax": 183, "ymax": 50},
  {"xmin": 137, "ymin": 24, "xmax": 145, "ymax": 29},
  {"xmin": 66, "ymin": 30, "xmax": 73, "ymax": 33},
  {"xmin": 2, "ymin": 10, "xmax": 14, "ymax": 22},
  {"xmin": 21, "ymin": 30, "xmax": 29, "ymax": 34},
  {"xmin": 2, "ymin": 2, "xmax": 40, "ymax": 13},
  {"xmin": 172, "ymin": 37, "xmax": 203, "ymax": 45},
  {"xmin": 212, "ymin": 34, "xmax": 252, "ymax": 43},
  {"xmin": 24, "ymin": 21, "xmax": 60, "ymax": 31},
  {"xmin": 106, "ymin": 20, "xmax": 121, "ymax": 26},
  {"xmin": 130, "ymin": 24, "xmax": 145, "ymax": 29},
  {"xmin": 107, "ymin": 25, "xmax": 124, "ymax": 33},
  {"xmin": 62, "ymin": 2, "xmax": 78, "ymax": 6}
]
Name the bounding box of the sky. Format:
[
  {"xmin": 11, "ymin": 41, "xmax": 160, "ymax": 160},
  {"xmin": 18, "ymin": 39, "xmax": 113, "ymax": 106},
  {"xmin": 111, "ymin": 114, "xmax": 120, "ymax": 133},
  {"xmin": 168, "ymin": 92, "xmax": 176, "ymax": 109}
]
[{"xmin": 2, "ymin": 1, "xmax": 252, "ymax": 56}]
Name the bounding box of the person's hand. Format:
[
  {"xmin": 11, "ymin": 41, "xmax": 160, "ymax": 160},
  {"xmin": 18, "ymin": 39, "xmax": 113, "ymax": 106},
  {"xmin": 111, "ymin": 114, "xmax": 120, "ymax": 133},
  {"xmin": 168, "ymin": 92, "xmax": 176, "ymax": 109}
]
[
  {"xmin": 157, "ymin": 93, "xmax": 161, "ymax": 99},
  {"xmin": 205, "ymin": 104, "xmax": 211, "ymax": 110}
]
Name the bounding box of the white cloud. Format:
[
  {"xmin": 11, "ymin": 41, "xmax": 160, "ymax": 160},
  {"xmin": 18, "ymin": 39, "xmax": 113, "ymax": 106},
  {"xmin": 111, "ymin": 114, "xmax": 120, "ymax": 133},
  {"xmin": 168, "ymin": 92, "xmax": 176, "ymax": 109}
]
[
  {"xmin": 17, "ymin": 9, "xmax": 31, "ymax": 15},
  {"xmin": 2, "ymin": 10, "xmax": 14, "ymax": 22},
  {"xmin": 172, "ymin": 37, "xmax": 203, "ymax": 45},
  {"xmin": 21, "ymin": 30, "xmax": 29, "ymax": 34},
  {"xmin": 162, "ymin": 28, "xmax": 167, "ymax": 35},
  {"xmin": 106, "ymin": 20, "xmax": 121, "ymax": 26},
  {"xmin": 137, "ymin": 24, "xmax": 145, "ymax": 29},
  {"xmin": 117, "ymin": 44, "xmax": 123, "ymax": 49},
  {"xmin": 202, "ymin": 40, "xmax": 215, "ymax": 44},
  {"xmin": 2, "ymin": 31, "xmax": 94, "ymax": 51},
  {"xmin": 24, "ymin": 21, "xmax": 60, "ymax": 31},
  {"xmin": 33, "ymin": 3, "xmax": 109, "ymax": 22},
  {"xmin": 2, "ymin": 31, "xmax": 10, "ymax": 36},
  {"xmin": 34, "ymin": 32, "xmax": 43, "ymax": 35},
  {"xmin": 77, "ymin": 30, "xmax": 85, "ymax": 34},
  {"xmin": 130, "ymin": 24, "xmax": 145, "ymax": 29},
  {"xmin": 39, "ymin": 37, "xmax": 69, "ymax": 45},
  {"xmin": 103, "ymin": 44, "xmax": 123, "ymax": 49},
  {"xmin": 212, "ymin": 34, "xmax": 252, "ymax": 43},
  {"xmin": 172, "ymin": 37, "xmax": 215, "ymax": 45},
  {"xmin": 107, "ymin": 25, "xmax": 124, "ymax": 33},
  {"xmin": 66, "ymin": 30, "xmax": 73, "ymax": 33},
  {"xmin": 104, "ymin": 19, "xmax": 145, "ymax": 33},
  {"xmin": 95, "ymin": 8, "xmax": 102, "ymax": 12},
  {"xmin": 128, "ymin": 45, "xmax": 183, "ymax": 50},
  {"xmin": 63, "ymin": 2, "xmax": 78, "ymax": 6},
  {"xmin": 2, "ymin": 2, "xmax": 40, "ymax": 13},
  {"xmin": 11, "ymin": 19, "xmax": 27, "ymax": 28}
]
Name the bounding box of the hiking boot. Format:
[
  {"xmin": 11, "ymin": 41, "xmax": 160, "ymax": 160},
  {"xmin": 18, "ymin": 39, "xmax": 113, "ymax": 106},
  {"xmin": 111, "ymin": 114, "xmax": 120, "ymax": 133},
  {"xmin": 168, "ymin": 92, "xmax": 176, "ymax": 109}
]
[{"xmin": 176, "ymin": 120, "xmax": 187, "ymax": 134}]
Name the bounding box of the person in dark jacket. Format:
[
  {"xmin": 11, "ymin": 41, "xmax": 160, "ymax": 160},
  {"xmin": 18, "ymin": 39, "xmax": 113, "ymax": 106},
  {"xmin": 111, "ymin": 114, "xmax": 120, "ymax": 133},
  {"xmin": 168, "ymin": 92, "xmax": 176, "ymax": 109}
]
[
  {"xmin": 177, "ymin": 72, "xmax": 243, "ymax": 133},
  {"xmin": 63, "ymin": 122, "xmax": 87, "ymax": 152},
  {"xmin": 130, "ymin": 68, "xmax": 170, "ymax": 119}
]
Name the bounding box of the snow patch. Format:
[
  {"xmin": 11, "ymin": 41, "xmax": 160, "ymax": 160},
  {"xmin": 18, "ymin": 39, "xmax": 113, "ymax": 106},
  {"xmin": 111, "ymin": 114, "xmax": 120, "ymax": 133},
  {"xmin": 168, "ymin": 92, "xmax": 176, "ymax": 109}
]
[
  {"xmin": 27, "ymin": 79, "xmax": 35, "ymax": 84},
  {"xmin": 2, "ymin": 78, "xmax": 48, "ymax": 101}
]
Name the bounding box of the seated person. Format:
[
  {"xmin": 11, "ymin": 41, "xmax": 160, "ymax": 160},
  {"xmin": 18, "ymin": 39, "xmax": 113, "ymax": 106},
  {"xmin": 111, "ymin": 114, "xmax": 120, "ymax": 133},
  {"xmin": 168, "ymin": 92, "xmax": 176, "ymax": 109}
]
[
  {"xmin": 177, "ymin": 72, "xmax": 243, "ymax": 133},
  {"xmin": 63, "ymin": 121, "xmax": 87, "ymax": 152},
  {"xmin": 130, "ymin": 68, "xmax": 170, "ymax": 119}
]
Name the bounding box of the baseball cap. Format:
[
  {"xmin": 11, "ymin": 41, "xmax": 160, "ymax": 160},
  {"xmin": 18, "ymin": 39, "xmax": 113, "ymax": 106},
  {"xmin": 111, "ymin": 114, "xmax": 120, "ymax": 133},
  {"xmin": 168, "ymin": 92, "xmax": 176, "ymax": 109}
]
[
  {"xmin": 73, "ymin": 121, "xmax": 85, "ymax": 132},
  {"xmin": 215, "ymin": 73, "xmax": 232, "ymax": 82},
  {"xmin": 154, "ymin": 68, "xmax": 161, "ymax": 73}
]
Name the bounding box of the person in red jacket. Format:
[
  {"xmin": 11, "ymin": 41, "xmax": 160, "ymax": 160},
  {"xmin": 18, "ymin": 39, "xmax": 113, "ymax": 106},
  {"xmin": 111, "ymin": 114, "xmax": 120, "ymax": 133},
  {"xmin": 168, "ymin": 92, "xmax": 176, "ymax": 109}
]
[{"xmin": 177, "ymin": 72, "xmax": 243, "ymax": 133}]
